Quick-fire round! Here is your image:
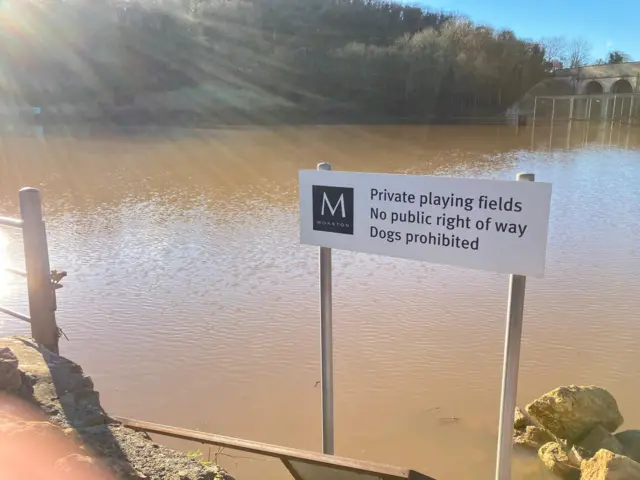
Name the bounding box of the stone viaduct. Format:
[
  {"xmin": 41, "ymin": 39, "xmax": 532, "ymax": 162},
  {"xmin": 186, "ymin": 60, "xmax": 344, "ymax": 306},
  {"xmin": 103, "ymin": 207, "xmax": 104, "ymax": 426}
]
[
  {"xmin": 553, "ymin": 62, "xmax": 640, "ymax": 94},
  {"xmin": 508, "ymin": 62, "xmax": 640, "ymax": 122}
]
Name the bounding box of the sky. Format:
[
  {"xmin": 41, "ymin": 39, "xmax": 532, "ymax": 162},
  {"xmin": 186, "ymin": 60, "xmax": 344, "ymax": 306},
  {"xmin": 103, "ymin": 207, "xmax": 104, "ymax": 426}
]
[{"xmin": 418, "ymin": 0, "xmax": 640, "ymax": 62}]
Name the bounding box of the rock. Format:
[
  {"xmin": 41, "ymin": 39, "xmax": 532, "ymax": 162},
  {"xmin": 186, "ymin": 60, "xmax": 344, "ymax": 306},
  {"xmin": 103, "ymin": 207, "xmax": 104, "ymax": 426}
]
[
  {"xmin": 616, "ymin": 431, "xmax": 640, "ymax": 463},
  {"xmin": 79, "ymin": 424, "xmax": 226, "ymax": 479},
  {"xmin": 538, "ymin": 442, "xmax": 580, "ymax": 479},
  {"xmin": 514, "ymin": 425, "xmax": 555, "ymax": 449},
  {"xmin": 515, "ymin": 406, "xmax": 530, "ymax": 430},
  {"xmin": 581, "ymin": 449, "xmax": 640, "ymax": 480},
  {"xmin": 0, "ymin": 347, "xmax": 18, "ymax": 366},
  {"xmin": 0, "ymin": 347, "xmax": 21, "ymax": 392},
  {"xmin": 526, "ymin": 385, "xmax": 623, "ymax": 441},
  {"xmin": 577, "ymin": 424, "xmax": 626, "ymax": 458}
]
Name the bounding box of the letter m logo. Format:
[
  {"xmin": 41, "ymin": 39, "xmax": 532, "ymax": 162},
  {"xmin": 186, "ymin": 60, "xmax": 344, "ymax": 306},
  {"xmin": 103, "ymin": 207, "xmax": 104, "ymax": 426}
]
[
  {"xmin": 321, "ymin": 192, "xmax": 346, "ymax": 217},
  {"xmin": 312, "ymin": 185, "xmax": 354, "ymax": 235}
]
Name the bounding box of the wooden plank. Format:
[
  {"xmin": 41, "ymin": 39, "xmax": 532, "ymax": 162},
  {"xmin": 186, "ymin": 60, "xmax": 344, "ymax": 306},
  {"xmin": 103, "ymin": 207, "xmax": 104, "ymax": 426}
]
[{"xmin": 114, "ymin": 417, "xmax": 434, "ymax": 480}]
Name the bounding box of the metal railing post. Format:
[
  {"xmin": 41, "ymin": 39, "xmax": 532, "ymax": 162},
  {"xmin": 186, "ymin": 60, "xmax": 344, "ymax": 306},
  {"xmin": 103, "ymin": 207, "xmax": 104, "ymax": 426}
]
[{"xmin": 19, "ymin": 188, "xmax": 58, "ymax": 353}]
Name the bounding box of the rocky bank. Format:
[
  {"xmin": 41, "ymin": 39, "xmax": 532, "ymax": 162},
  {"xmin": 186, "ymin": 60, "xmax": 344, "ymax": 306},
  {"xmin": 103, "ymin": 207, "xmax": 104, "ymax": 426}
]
[
  {"xmin": 0, "ymin": 336, "xmax": 230, "ymax": 479},
  {"xmin": 514, "ymin": 385, "xmax": 640, "ymax": 479}
]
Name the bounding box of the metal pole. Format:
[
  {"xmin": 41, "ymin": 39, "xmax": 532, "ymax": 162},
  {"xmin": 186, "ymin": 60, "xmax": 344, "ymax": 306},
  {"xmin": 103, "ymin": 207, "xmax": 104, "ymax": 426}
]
[
  {"xmin": 617, "ymin": 119, "xmax": 622, "ymax": 144},
  {"xmin": 548, "ymin": 99, "xmax": 555, "ymax": 151},
  {"xmin": 495, "ymin": 172, "xmax": 534, "ymax": 480},
  {"xmin": 609, "ymin": 99, "xmax": 616, "ymax": 146},
  {"xmin": 568, "ymin": 97, "xmax": 574, "ymax": 120},
  {"xmin": 584, "ymin": 115, "xmax": 590, "ymax": 146},
  {"xmin": 530, "ymin": 97, "xmax": 537, "ymax": 151},
  {"xmin": 566, "ymin": 98, "xmax": 574, "ymax": 149},
  {"xmin": 584, "ymin": 98, "xmax": 592, "ymax": 146},
  {"xmin": 626, "ymin": 124, "xmax": 631, "ymax": 149},
  {"xmin": 619, "ymin": 96, "xmax": 624, "ymax": 123},
  {"xmin": 19, "ymin": 188, "xmax": 58, "ymax": 354},
  {"xmin": 317, "ymin": 162, "xmax": 334, "ymax": 455}
]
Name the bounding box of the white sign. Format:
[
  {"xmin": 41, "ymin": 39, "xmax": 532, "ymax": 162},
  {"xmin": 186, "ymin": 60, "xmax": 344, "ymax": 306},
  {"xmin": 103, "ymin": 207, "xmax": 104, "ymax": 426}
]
[{"xmin": 299, "ymin": 170, "xmax": 552, "ymax": 277}]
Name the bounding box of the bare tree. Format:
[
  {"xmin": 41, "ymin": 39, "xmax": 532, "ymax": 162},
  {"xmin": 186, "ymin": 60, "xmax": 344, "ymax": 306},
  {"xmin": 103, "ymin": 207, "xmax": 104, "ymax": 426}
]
[
  {"xmin": 540, "ymin": 35, "xmax": 568, "ymax": 65},
  {"xmin": 567, "ymin": 38, "xmax": 592, "ymax": 67}
]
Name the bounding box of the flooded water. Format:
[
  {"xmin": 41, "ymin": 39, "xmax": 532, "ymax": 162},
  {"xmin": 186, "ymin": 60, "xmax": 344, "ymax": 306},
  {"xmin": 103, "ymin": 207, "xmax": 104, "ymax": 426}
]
[{"xmin": 0, "ymin": 122, "xmax": 639, "ymax": 479}]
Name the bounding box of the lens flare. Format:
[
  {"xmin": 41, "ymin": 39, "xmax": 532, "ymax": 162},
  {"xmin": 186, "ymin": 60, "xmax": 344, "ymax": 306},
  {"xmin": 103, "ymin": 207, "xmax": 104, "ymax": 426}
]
[{"xmin": 0, "ymin": 231, "xmax": 9, "ymax": 299}]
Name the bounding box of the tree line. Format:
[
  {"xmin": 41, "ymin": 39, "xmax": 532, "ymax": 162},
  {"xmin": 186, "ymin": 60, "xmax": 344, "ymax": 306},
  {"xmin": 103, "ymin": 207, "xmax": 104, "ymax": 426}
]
[
  {"xmin": 0, "ymin": 0, "xmax": 633, "ymax": 123},
  {"xmin": 539, "ymin": 36, "xmax": 632, "ymax": 69}
]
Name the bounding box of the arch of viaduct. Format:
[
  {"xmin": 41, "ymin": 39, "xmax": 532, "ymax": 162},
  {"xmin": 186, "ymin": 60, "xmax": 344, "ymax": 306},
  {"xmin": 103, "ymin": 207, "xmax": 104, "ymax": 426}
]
[{"xmin": 553, "ymin": 63, "xmax": 640, "ymax": 95}]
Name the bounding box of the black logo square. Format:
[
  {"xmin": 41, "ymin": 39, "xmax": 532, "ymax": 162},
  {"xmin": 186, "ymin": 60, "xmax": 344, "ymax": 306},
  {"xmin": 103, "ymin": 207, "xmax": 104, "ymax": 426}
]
[{"xmin": 312, "ymin": 185, "xmax": 354, "ymax": 235}]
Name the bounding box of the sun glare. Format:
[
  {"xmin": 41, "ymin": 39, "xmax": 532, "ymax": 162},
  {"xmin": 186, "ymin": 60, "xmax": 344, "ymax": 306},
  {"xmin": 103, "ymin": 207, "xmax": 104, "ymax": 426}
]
[{"xmin": 0, "ymin": 231, "xmax": 10, "ymax": 299}]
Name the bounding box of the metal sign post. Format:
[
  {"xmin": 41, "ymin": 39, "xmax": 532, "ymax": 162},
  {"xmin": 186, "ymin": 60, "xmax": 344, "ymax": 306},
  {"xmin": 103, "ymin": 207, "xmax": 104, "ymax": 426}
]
[
  {"xmin": 299, "ymin": 168, "xmax": 551, "ymax": 465},
  {"xmin": 495, "ymin": 172, "xmax": 534, "ymax": 480},
  {"xmin": 317, "ymin": 161, "xmax": 335, "ymax": 455}
]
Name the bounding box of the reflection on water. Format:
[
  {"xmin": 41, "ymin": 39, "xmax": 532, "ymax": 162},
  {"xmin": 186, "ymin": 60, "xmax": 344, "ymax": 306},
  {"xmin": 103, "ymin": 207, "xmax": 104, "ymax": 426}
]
[
  {"xmin": 531, "ymin": 119, "xmax": 640, "ymax": 152},
  {"xmin": 0, "ymin": 123, "xmax": 639, "ymax": 479}
]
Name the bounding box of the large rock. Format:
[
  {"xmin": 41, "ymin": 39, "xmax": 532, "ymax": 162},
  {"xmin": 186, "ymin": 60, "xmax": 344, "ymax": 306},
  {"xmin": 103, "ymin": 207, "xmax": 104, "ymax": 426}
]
[
  {"xmin": 616, "ymin": 431, "xmax": 640, "ymax": 463},
  {"xmin": 581, "ymin": 449, "xmax": 640, "ymax": 480},
  {"xmin": 577, "ymin": 425, "xmax": 626, "ymax": 458},
  {"xmin": 538, "ymin": 442, "xmax": 580, "ymax": 479},
  {"xmin": 526, "ymin": 385, "xmax": 623, "ymax": 441},
  {"xmin": 0, "ymin": 347, "xmax": 21, "ymax": 393},
  {"xmin": 514, "ymin": 426, "xmax": 554, "ymax": 450}
]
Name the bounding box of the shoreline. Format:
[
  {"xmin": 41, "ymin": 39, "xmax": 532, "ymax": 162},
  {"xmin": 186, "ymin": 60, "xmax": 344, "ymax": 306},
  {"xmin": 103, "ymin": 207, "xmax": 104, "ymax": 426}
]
[{"xmin": 7, "ymin": 105, "xmax": 514, "ymax": 130}]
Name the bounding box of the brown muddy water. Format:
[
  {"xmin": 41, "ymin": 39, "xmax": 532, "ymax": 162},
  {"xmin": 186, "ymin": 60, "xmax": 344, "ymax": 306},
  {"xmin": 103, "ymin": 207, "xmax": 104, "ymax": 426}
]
[{"xmin": 0, "ymin": 122, "xmax": 639, "ymax": 479}]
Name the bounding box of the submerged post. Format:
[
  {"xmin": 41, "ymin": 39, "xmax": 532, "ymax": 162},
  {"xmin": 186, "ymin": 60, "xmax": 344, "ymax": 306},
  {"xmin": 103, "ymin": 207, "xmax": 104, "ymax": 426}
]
[
  {"xmin": 567, "ymin": 98, "xmax": 574, "ymax": 149},
  {"xmin": 548, "ymin": 99, "xmax": 556, "ymax": 149},
  {"xmin": 317, "ymin": 162, "xmax": 334, "ymax": 455},
  {"xmin": 530, "ymin": 97, "xmax": 537, "ymax": 150},
  {"xmin": 609, "ymin": 98, "xmax": 617, "ymax": 146},
  {"xmin": 495, "ymin": 173, "xmax": 534, "ymax": 480},
  {"xmin": 568, "ymin": 97, "xmax": 574, "ymax": 120},
  {"xmin": 19, "ymin": 188, "xmax": 58, "ymax": 353}
]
